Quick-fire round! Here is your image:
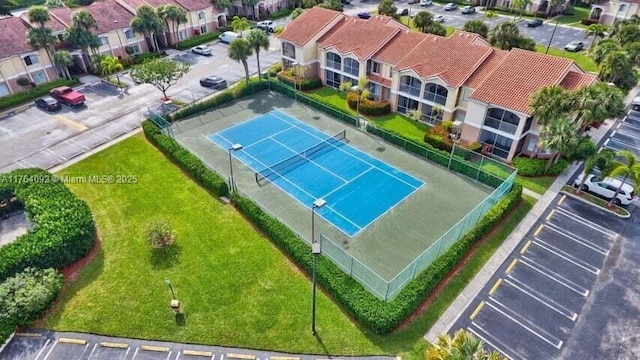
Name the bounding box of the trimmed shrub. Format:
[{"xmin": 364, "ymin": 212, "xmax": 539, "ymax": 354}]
[
  {"xmin": 0, "ymin": 268, "xmax": 63, "ymax": 327},
  {"xmin": 177, "ymin": 31, "xmax": 221, "ymax": 50},
  {"xmin": 345, "ymin": 92, "xmax": 391, "ymax": 116},
  {"xmin": 548, "ymin": 158, "xmax": 570, "ymax": 176},
  {"xmin": 0, "ymin": 169, "xmax": 96, "ymax": 281},
  {"xmin": 573, "ymin": 138, "xmax": 596, "ymax": 161},
  {"xmin": 0, "ymin": 78, "xmax": 79, "ymax": 112},
  {"xmin": 512, "ymin": 156, "xmax": 569, "ymax": 176},
  {"xmin": 581, "ymin": 18, "xmax": 598, "ymax": 25},
  {"xmin": 269, "ymin": 8, "xmax": 292, "ymax": 19},
  {"xmin": 132, "ymin": 52, "xmax": 161, "ymax": 65},
  {"xmin": 276, "ymin": 73, "xmax": 322, "ymax": 91},
  {"xmin": 424, "ymin": 124, "xmax": 453, "ymax": 152},
  {"xmin": 267, "ymin": 63, "xmax": 282, "ymax": 77}
]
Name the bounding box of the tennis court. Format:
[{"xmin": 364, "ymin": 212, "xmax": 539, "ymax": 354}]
[{"xmin": 208, "ymin": 110, "xmax": 424, "ymax": 237}]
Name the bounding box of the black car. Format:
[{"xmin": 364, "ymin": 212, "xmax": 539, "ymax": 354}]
[
  {"xmin": 527, "ymin": 18, "xmax": 543, "ymax": 27},
  {"xmin": 340, "ymin": 0, "xmax": 351, "ymax": 4},
  {"xmin": 34, "ymin": 97, "xmax": 61, "ymax": 111},
  {"xmin": 199, "ymin": 76, "xmax": 228, "ymax": 89},
  {"xmin": 357, "ymin": 11, "xmax": 371, "ymax": 19},
  {"xmin": 396, "ymin": 8, "xmax": 409, "ymax": 16}
]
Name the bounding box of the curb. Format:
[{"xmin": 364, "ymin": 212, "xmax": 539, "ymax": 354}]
[
  {"xmin": 559, "ymin": 190, "xmax": 631, "ymax": 219},
  {"xmin": 0, "ymin": 332, "xmax": 16, "ymax": 354}
]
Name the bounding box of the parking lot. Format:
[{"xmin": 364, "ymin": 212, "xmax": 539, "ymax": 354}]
[
  {"xmin": 603, "ymin": 109, "xmax": 640, "ymax": 157},
  {"xmin": 450, "ymin": 194, "xmax": 627, "ymax": 359}
]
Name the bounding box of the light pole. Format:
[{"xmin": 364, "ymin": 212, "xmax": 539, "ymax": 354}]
[
  {"xmin": 113, "ymin": 20, "xmax": 125, "ymax": 58},
  {"xmin": 545, "ymin": 18, "xmax": 560, "ymax": 54},
  {"xmin": 292, "ymin": 61, "xmax": 299, "ymax": 100},
  {"xmin": 351, "ymin": 85, "xmax": 361, "ymax": 125},
  {"xmin": 228, "ymin": 143, "xmax": 243, "ymax": 193},
  {"xmin": 165, "ymin": 278, "xmax": 176, "ymax": 300},
  {"xmin": 310, "ymin": 198, "xmax": 326, "ymax": 336}
]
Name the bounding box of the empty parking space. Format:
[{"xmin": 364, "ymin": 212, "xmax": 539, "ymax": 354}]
[
  {"xmin": 450, "ymin": 194, "xmax": 624, "ymax": 359},
  {"xmin": 606, "ymin": 112, "xmax": 640, "ymax": 157},
  {"xmin": 41, "ymin": 339, "xmax": 90, "ymax": 360}
]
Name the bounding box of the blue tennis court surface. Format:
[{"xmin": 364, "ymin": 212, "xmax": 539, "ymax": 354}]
[{"xmin": 208, "ymin": 110, "xmax": 424, "ymax": 237}]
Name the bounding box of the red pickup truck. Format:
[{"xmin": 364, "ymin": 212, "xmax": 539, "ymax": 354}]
[{"xmin": 49, "ymin": 86, "xmax": 86, "ymax": 107}]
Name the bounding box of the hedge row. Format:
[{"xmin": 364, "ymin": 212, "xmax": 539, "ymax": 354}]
[
  {"xmin": 0, "ymin": 168, "xmax": 96, "ymax": 282},
  {"xmin": 345, "ymin": 91, "xmax": 391, "ymax": 116},
  {"xmin": 512, "ymin": 157, "xmax": 569, "ymax": 177},
  {"xmin": 0, "ymin": 78, "xmax": 79, "ymax": 112},
  {"xmin": 276, "ymin": 73, "xmax": 323, "ymax": 91},
  {"xmin": 177, "ymin": 31, "xmax": 221, "ymax": 50},
  {"xmin": 268, "ymin": 8, "xmax": 293, "ymax": 19},
  {"xmin": 142, "ymin": 117, "xmax": 521, "ymax": 333},
  {"xmin": 142, "ymin": 121, "xmax": 229, "ymax": 197}
]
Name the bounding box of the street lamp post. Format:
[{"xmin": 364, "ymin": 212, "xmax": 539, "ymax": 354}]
[
  {"xmin": 165, "ymin": 278, "xmax": 176, "ymax": 300},
  {"xmin": 292, "ymin": 61, "xmax": 299, "ymax": 100},
  {"xmin": 545, "ymin": 18, "xmax": 560, "ymax": 55},
  {"xmin": 351, "ymin": 85, "xmax": 361, "ymax": 126},
  {"xmin": 310, "ymin": 198, "xmax": 326, "ymax": 336},
  {"xmin": 228, "ymin": 143, "xmax": 243, "ymax": 193}
]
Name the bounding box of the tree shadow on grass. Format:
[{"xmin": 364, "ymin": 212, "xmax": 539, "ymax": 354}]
[
  {"xmin": 175, "ymin": 313, "xmax": 186, "ymax": 326},
  {"xmin": 149, "ymin": 243, "xmax": 182, "ymax": 270}
]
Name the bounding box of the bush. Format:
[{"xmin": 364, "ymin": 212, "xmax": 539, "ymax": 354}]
[
  {"xmin": 0, "ymin": 268, "xmax": 63, "ymax": 327},
  {"xmin": 267, "ymin": 63, "xmax": 282, "ymax": 77},
  {"xmin": 177, "ymin": 31, "xmax": 221, "ymax": 50},
  {"xmin": 277, "ymin": 73, "xmax": 322, "ymax": 91},
  {"xmin": 269, "ymin": 8, "xmax": 292, "ymax": 19},
  {"xmin": 581, "ymin": 18, "xmax": 598, "ymax": 25},
  {"xmin": 132, "ymin": 52, "xmax": 161, "ymax": 65},
  {"xmin": 146, "ymin": 219, "xmax": 176, "ymax": 248},
  {"xmin": 424, "ymin": 124, "xmax": 453, "ymax": 152},
  {"xmin": 142, "ymin": 121, "xmax": 229, "ymax": 197},
  {"xmin": 345, "ymin": 91, "xmax": 391, "ymax": 116},
  {"xmin": 0, "ymin": 78, "xmax": 79, "ymax": 112},
  {"xmin": 511, "ymin": 157, "xmax": 546, "ymax": 176},
  {"xmin": 573, "ymin": 138, "xmax": 596, "ymax": 161},
  {"xmin": 0, "ymin": 169, "xmax": 96, "ymax": 281},
  {"xmin": 548, "ymin": 158, "xmax": 569, "ymax": 175}
]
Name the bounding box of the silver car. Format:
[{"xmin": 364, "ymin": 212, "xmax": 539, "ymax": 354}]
[{"xmin": 191, "ymin": 45, "xmax": 212, "ymax": 56}]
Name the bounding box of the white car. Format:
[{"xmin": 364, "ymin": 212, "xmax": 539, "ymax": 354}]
[
  {"xmin": 574, "ymin": 174, "xmax": 636, "ymax": 206},
  {"xmin": 256, "ymin": 20, "xmax": 275, "ymax": 32},
  {"xmin": 420, "ymin": 0, "xmax": 432, "ymax": 5},
  {"xmin": 443, "ymin": 2, "xmax": 457, "ymax": 10},
  {"xmin": 219, "ymin": 31, "xmax": 240, "ymax": 44},
  {"xmin": 434, "ymin": 14, "xmax": 445, "ymax": 23},
  {"xmin": 191, "ymin": 45, "xmax": 212, "ymax": 56}
]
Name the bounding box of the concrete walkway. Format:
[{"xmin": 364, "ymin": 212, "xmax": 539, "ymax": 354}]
[{"xmin": 423, "ymin": 84, "xmax": 638, "ymax": 342}]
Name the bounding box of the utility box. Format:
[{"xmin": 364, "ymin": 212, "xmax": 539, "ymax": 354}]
[{"xmin": 170, "ymin": 299, "xmax": 181, "ymax": 313}]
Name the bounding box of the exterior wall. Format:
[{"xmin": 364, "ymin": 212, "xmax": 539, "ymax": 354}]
[
  {"xmin": 185, "ymin": 7, "xmax": 220, "ymax": 37},
  {"xmin": 597, "ymin": 1, "xmax": 640, "ymax": 25},
  {"xmin": 460, "ymin": 123, "xmax": 481, "ymax": 143},
  {"xmin": 0, "ymin": 48, "xmax": 58, "ymax": 95}
]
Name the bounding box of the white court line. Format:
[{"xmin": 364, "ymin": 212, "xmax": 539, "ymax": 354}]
[
  {"xmin": 533, "ymin": 239, "xmax": 600, "ymax": 275},
  {"xmin": 486, "ymin": 301, "xmax": 563, "ymax": 349},
  {"xmin": 544, "ymin": 223, "xmax": 609, "ymax": 255},
  {"xmin": 211, "ymin": 112, "xmax": 294, "ymax": 149},
  {"xmin": 501, "ymin": 278, "xmax": 577, "ymax": 321},
  {"xmin": 321, "ymin": 167, "xmax": 375, "ymax": 199},
  {"xmin": 34, "ymin": 339, "xmax": 51, "ymax": 360},
  {"xmin": 232, "ymin": 123, "xmax": 296, "ymax": 151},
  {"xmin": 519, "ymin": 256, "xmax": 589, "ymax": 296},
  {"xmin": 553, "ymin": 207, "xmax": 617, "ymax": 237},
  {"xmin": 468, "ymin": 325, "xmax": 518, "ymax": 360}
]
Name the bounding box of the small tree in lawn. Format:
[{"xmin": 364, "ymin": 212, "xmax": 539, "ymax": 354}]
[
  {"xmin": 146, "ymin": 218, "xmax": 176, "ymax": 248},
  {"xmin": 606, "ymin": 150, "xmax": 640, "ymax": 207},
  {"xmin": 130, "ymin": 58, "xmax": 190, "ymax": 100},
  {"xmin": 100, "ymin": 55, "xmax": 124, "ymax": 84},
  {"xmin": 463, "ymin": 19, "xmax": 489, "ymax": 38},
  {"xmin": 231, "ymin": 15, "xmax": 250, "ymax": 35},
  {"xmin": 228, "ymin": 38, "xmax": 253, "ymax": 83}
]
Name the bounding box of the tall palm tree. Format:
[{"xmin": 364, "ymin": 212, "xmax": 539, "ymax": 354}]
[
  {"xmin": 27, "ymin": 5, "xmax": 50, "ymax": 28},
  {"xmin": 599, "ymin": 50, "xmax": 633, "ymax": 84},
  {"xmin": 72, "ymin": 9, "xmax": 97, "ymax": 32},
  {"xmin": 539, "ymin": 116, "xmax": 580, "ymax": 173},
  {"xmin": 228, "ymin": 38, "xmax": 253, "ymax": 83},
  {"xmin": 510, "ymin": 0, "xmax": 531, "ymax": 20},
  {"xmin": 427, "ymin": 329, "xmax": 507, "ymax": 359},
  {"xmin": 529, "ymin": 85, "xmax": 571, "ymax": 126},
  {"xmin": 488, "ymin": 21, "xmax": 521, "ymax": 50},
  {"xmin": 589, "ymin": 39, "xmax": 621, "ymax": 65},
  {"xmin": 156, "ymin": 5, "xmax": 171, "ymax": 47},
  {"xmin": 546, "ymin": 0, "xmax": 563, "ymax": 16},
  {"xmin": 586, "ymin": 24, "xmax": 608, "ymax": 47},
  {"xmin": 606, "ymin": 150, "xmax": 640, "ymax": 207},
  {"xmin": 246, "ymin": 29, "xmax": 269, "ymax": 81},
  {"xmin": 576, "ymin": 149, "xmax": 615, "ymax": 194},
  {"xmin": 571, "ymin": 82, "xmax": 624, "ymax": 131},
  {"xmin": 166, "ymin": 5, "xmax": 187, "ymax": 47},
  {"xmin": 27, "ymin": 6, "xmax": 56, "ymax": 71},
  {"xmin": 53, "ymin": 50, "xmax": 73, "ymax": 79},
  {"xmin": 131, "ymin": 5, "xmax": 164, "ymax": 52},
  {"xmin": 100, "ymin": 56, "xmax": 124, "ymax": 84},
  {"xmin": 231, "ymin": 15, "xmax": 250, "ymax": 35}
]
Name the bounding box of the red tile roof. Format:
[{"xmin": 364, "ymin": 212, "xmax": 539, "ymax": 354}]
[
  {"xmin": 319, "ymin": 16, "xmax": 402, "ymax": 59},
  {"xmin": 470, "ymin": 48, "xmax": 574, "ymax": 115},
  {"xmin": 395, "ymin": 35, "xmax": 493, "ymax": 87},
  {"xmin": 559, "ymin": 71, "xmax": 598, "ymax": 90},
  {"xmin": 20, "ymin": 11, "xmax": 68, "ymax": 33},
  {"xmin": 0, "ymin": 16, "xmax": 34, "ymax": 58},
  {"xmin": 278, "ymin": 7, "xmax": 344, "ymax": 46},
  {"xmin": 173, "ymin": 0, "xmax": 212, "ymax": 11},
  {"xmin": 464, "ymin": 48, "xmax": 508, "ymax": 88},
  {"xmin": 372, "ymin": 30, "xmax": 425, "ymax": 65},
  {"xmin": 447, "ymin": 30, "xmax": 482, "ymax": 45},
  {"xmin": 49, "ymin": 7, "xmax": 74, "ymax": 32},
  {"xmin": 83, "ymin": 0, "xmax": 136, "ymax": 33}
]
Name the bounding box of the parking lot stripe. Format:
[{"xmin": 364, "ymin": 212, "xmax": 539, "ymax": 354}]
[
  {"xmin": 100, "ymin": 341, "xmax": 129, "ymax": 349},
  {"xmin": 558, "ymin": 194, "xmax": 566, "ymax": 205},
  {"xmin": 470, "ymin": 301, "xmax": 485, "ymax": 320},
  {"xmin": 544, "ymin": 224, "xmax": 608, "ymax": 255},
  {"xmin": 67, "ymin": 138, "xmax": 90, "ymax": 149},
  {"xmin": 184, "ymin": 350, "xmax": 214, "ymax": 357},
  {"xmin": 520, "ymin": 240, "xmax": 532, "ymax": 255},
  {"xmin": 58, "ymin": 338, "xmax": 87, "ymax": 345},
  {"xmin": 533, "ymin": 224, "xmax": 544, "ymax": 237},
  {"xmin": 519, "ymin": 257, "xmax": 589, "ymax": 296},
  {"xmin": 34, "ymin": 339, "xmax": 51, "ymax": 360},
  {"xmin": 553, "ymin": 208, "xmax": 617, "ymax": 238},
  {"xmin": 271, "ymin": 357, "xmax": 300, "ymax": 360},
  {"xmin": 502, "ymin": 278, "xmax": 578, "ymax": 321},
  {"xmin": 489, "ymin": 279, "xmax": 503, "ymax": 295},
  {"xmin": 53, "ymin": 114, "xmax": 88, "ymax": 131},
  {"xmin": 467, "ymin": 325, "xmax": 515, "ymax": 360},
  {"xmin": 533, "ymin": 239, "xmax": 600, "ymax": 274},
  {"xmin": 486, "ymin": 301, "xmax": 563, "ymax": 349},
  {"xmin": 506, "ymin": 259, "xmax": 518, "ymax": 273},
  {"xmin": 545, "ymin": 210, "xmax": 555, "ymax": 221},
  {"xmin": 42, "ymin": 339, "xmax": 58, "ymax": 360},
  {"xmin": 88, "ymin": 343, "xmax": 98, "ymax": 359}
]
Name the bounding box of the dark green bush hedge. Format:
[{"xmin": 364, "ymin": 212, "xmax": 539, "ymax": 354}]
[
  {"xmin": 142, "ymin": 121, "xmax": 229, "ymax": 197},
  {"xmin": 0, "ymin": 168, "xmax": 96, "ymax": 282},
  {"xmin": 512, "ymin": 156, "xmax": 569, "ymax": 177},
  {"xmin": 277, "ymin": 73, "xmax": 322, "ymax": 91},
  {"xmin": 548, "ymin": 158, "xmax": 569, "ymax": 175},
  {"xmin": 0, "ymin": 78, "xmax": 79, "ymax": 112},
  {"xmin": 345, "ymin": 92, "xmax": 391, "ymax": 116},
  {"xmin": 269, "ymin": 8, "xmax": 293, "ymax": 19},
  {"xmin": 573, "ymin": 138, "xmax": 596, "ymax": 161},
  {"xmin": 424, "ymin": 133, "xmax": 453, "ymax": 152},
  {"xmin": 177, "ymin": 31, "xmax": 221, "ymax": 50}
]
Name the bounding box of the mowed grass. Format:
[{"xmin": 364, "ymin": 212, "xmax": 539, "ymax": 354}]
[{"xmin": 535, "ymin": 45, "xmax": 598, "ymax": 73}]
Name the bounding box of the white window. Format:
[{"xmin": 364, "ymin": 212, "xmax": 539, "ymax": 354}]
[
  {"xmin": 0, "ymin": 81, "xmax": 9, "ymax": 97},
  {"xmin": 124, "ymin": 29, "xmax": 135, "ymax": 39},
  {"xmin": 178, "ymin": 29, "xmax": 187, "ymax": 40},
  {"xmin": 100, "ymin": 36, "xmax": 109, "ymax": 46},
  {"xmin": 200, "ymin": 24, "xmax": 207, "ymax": 34},
  {"xmin": 23, "ymin": 54, "xmax": 39, "ymax": 66},
  {"xmin": 198, "ymin": 11, "xmax": 205, "ymax": 20},
  {"xmin": 372, "ymin": 61, "xmax": 380, "ymax": 74},
  {"xmin": 130, "ymin": 44, "xmax": 141, "ymax": 54},
  {"xmin": 526, "ymin": 137, "xmax": 537, "ymax": 152},
  {"xmin": 31, "ymin": 70, "xmax": 47, "ymax": 85}
]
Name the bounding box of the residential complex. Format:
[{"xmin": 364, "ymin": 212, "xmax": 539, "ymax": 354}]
[
  {"xmin": 278, "ymin": 7, "xmax": 598, "ymax": 161},
  {"xmin": 590, "ymin": 0, "xmax": 640, "ymax": 26}
]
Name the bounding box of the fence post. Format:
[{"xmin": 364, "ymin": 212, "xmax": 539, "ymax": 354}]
[
  {"xmin": 350, "ymin": 256, "xmax": 354, "ymax": 276},
  {"xmin": 447, "ymin": 143, "xmax": 455, "ymax": 170},
  {"xmin": 476, "ymin": 155, "xmax": 484, "ymax": 181}
]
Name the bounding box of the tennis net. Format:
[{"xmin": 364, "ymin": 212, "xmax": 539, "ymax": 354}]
[{"xmin": 255, "ymin": 130, "xmax": 347, "ymax": 186}]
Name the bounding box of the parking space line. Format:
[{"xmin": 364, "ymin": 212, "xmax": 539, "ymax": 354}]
[
  {"xmin": 558, "ymin": 194, "xmax": 566, "ymax": 205},
  {"xmin": 520, "ymin": 240, "xmax": 532, "ymax": 255},
  {"xmin": 617, "ymin": 127, "xmax": 640, "ymax": 138},
  {"xmin": 271, "ymin": 357, "xmax": 300, "ymax": 360},
  {"xmin": 489, "ymin": 279, "xmax": 503, "ymax": 295},
  {"xmin": 506, "ymin": 259, "xmax": 518, "ymax": 273},
  {"xmin": 553, "ymin": 208, "xmax": 617, "ymax": 238},
  {"xmin": 545, "ymin": 210, "xmax": 555, "ymax": 221},
  {"xmin": 42, "ymin": 339, "xmax": 58, "ymax": 360},
  {"xmin": 227, "ymin": 353, "xmax": 256, "ymax": 360},
  {"xmin": 486, "ymin": 301, "xmax": 563, "ymax": 349},
  {"xmin": 533, "ymin": 224, "xmax": 544, "ymax": 237},
  {"xmin": 544, "ymin": 223, "xmax": 609, "ymax": 255},
  {"xmin": 34, "ymin": 339, "xmax": 51, "ymax": 360},
  {"xmin": 132, "ymin": 347, "xmax": 140, "ymax": 359},
  {"xmin": 470, "ymin": 301, "xmax": 485, "ymax": 320},
  {"xmin": 16, "ymin": 158, "xmax": 35, "ymax": 167},
  {"xmin": 533, "ymin": 239, "xmax": 600, "ymax": 274},
  {"xmin": 467, "ymin": 325, "xmax": 516, "ymax": 360},
  {"xmin": 519, "ymin": 257, "xmax": 589, "ymax": 296},
  {"xmin": 502, "ymin": 278, "xmax": 578, "ymax": 321},
  {"xmin": 44, "ymin": 148, "xmax": 66, "ymax": 161},
  {"xmin": 67, "ymin": 138, "xmax": 90, "ymax": 149},
  {"xmin": 608, "ymin": 138, "xmax": 640, "ymax": 151},
  {"xmin": 88, "ymin": 343, "xmax": 98, "ymax": 359}
]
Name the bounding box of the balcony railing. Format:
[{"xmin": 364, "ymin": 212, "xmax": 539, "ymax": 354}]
[
  {"xmin": 399, "ymin": 84, "xmax": 421, "ymax": 97},
  {"xmin": 483, "ymin": 116, "xmax": 518, "ymax": 135},
  {"xmin": 423, "ymin": 92, "xmax": 447, "ymax": 106},
  {"xmin": 326, "ymin": 60, "xmax": 341, "ymax": 70}
]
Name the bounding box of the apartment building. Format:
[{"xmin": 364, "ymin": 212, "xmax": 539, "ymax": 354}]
[
  {"xmin": 278, "ymin": 7, "xmax": 597, "ymax": 162},
  {"xmin": 590, "ymin": 0, "xmax": 640, "ymax": 26}
]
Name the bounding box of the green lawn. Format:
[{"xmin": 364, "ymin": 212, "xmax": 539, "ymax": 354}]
[
  {"xmin": 399, "ymin": 16, "xmax": 456, "ymax": 36},
  {"xmin": 555, "ymin": 6, "xmax": 590, "ymax": 28},
  {"xmin": 535, "ymin": 45, "xmax": 598, "ymax": 73}
]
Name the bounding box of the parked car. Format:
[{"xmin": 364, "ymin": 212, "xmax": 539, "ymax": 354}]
[
  {"xmin": 564, "ymin": 40, "xmax": 584, "ymax": 52},
  {"xmin": 34, "ymin": 97, "xmax": 61, "ymax": 112},
  {"xmin": 199, "ymin": 75, "xmax": 228, "ymax": 89},
  {"xmin": 408, "ymin": 0, "xmax": 420, "ymax": 4},
  {"xmin": 527, "ymin": 18, "xmax": 543, "ymax": 27},
  {"xmin": 219, "ymin": 31, "xmax": 240, "ymax": 43},
  {"xmin": 357, "ymin": 11, "xmax": 371, "ymax": 19},
  {"xmin": 444, "ymin": 3, "xmax": 457, "ymax": 10},
  {"xmin": 574, "ymin": 174, "xmax": 636, "ymax": 206},
  {"xmin": 461, "ymin": 5, "xmax": 475, "ymax": 14},
  {"xmin": 420, "ymin": 0, "xmax": 432, "ymax": 5},
  {"xmin": 49, "ymin": 86, "xmax": 85, "ymax": 107},
  {"xmin": 434, "ymin": 14, "xmax": 445, "ymax": 22},
  {"xmin": 632, "ymin": 97, "xmax": 640, "ymax": 111},
  {"xmin": 340, "ymin": 0, "xmax": 351, "ymax": 4},
  {"xmin": 191, "ymin": 45, "xmax": 212, "ymax": 56},
  {"xmin": 397, "ymin": 8, "xmax": 409, "ymax": 16},
  {"xmin": 256, "ymin": 20, "xmax": 275, "ymax": 32}
]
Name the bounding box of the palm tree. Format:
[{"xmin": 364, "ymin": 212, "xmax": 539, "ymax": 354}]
[
  {"xmin": 27, "ymin": 27, "xmax": 56, "ymax": 68},
  {"xmin": 426, "ymin": 329, "xmax": 507, "ymax": 359},
  {"xmin": 27, "ymin": 5, "xmax": 50, "ymax": 28},
  {"xmin": 228, "ymin": 38, "xmax": 253, "ymax": 83},
  {"xmin": 488, "ymin": 21, "xmax": 521, "ymax": 50},
  {"xmin": 589, "ymin": 39, "xmax": 621, "ymax": 65},
  {"xmin": 231, "ymin": 15, "xmax": 250, "ymax": 36},
  {"xmin": 586, "ymin": 24, "xmax": 608, "ymax": 47},
  {"xmin": 246, "ymin": 29, "xmax": 269, "ymax": 81},
  {"xmin": 156, "ymin": 5, "xmax": 170, "ymax": 47},
  {"xmin": 167, "ymin": 5, "xmax": 187, "ymax": 47},
  {"xmin": 484, "ymin": 10, "xmax": 497, "ymax": 28},
  {"xmin": 100, "ymin": 56, "xmax": 124, "ymax": 84},
  {"xmin": 546, "ymin": 0, "xmax": 563, "ymax": 16},
  {"xmin": 66, "ymin": 9, "xmax": 100, "ymax": 65},
  {"xmin": 606, "ymin": 150, "xmax": 640, "ymax": 207},
  {"xmin": 510, "ymin": 0, "xmax": 531, "ymax": 19},
  {"xmin": 599, "ymin": 50, "xmax": 634, "ymax": 84},
  {"xmin": 53, "ymin": 50, "xmax": 73, "ymax": 80},
  {"xmin": 539, "ymin": 116, "xmax": 580, "ymax": 173},
  {"xmin": 72, "ymin": 9, "xmax": 97, "ymax": 32},
  {"xmin": 571, "ymin": 82, "xmax": 624, "ymax": 131},
  {"xmin": 213, "ymin": 0, "xmax": 233, "ymax": 10},
  {"xmin": 576, "ymin": 149, "xmax": 615, "ymax": 194},
  {"xmin": 529, "ymin": 85, "xmax": 571, "ymax": 126},
  {"xmin": 131, "ymin": 5, "xmax": 164, "ymax": 52},
  {"xmin": 413, "ymin": 11, "xmax": 434, "ymax": 33}
]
